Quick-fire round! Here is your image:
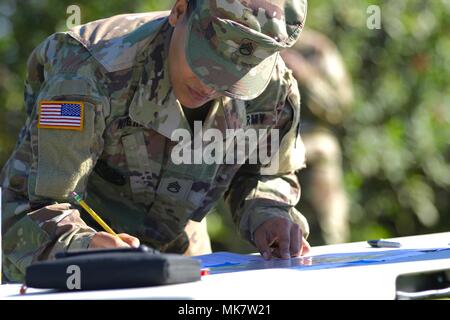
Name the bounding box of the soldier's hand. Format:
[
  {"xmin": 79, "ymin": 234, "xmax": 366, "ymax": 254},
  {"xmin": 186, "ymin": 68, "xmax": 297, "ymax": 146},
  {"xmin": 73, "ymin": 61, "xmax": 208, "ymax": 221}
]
[
  {"xmin": 254, "ymin": 217, "xmax": 310, "ymax": 260},
  {"xmin": 89, "ymin": 232, "xmax": 140, "ymax": 249}
]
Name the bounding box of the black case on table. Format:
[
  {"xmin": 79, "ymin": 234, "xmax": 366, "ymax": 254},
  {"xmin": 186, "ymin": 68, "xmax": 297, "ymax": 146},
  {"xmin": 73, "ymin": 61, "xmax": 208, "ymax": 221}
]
[{"xmin": 25, "ymin": 246, "xmax": 201, "ymax": 291}]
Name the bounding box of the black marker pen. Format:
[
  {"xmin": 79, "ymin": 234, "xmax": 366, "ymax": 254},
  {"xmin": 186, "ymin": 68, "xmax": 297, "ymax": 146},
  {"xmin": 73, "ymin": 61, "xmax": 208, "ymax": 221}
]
[{"xmin": 367, "ymin": 239, "xmax": 401, "ymax": 248}]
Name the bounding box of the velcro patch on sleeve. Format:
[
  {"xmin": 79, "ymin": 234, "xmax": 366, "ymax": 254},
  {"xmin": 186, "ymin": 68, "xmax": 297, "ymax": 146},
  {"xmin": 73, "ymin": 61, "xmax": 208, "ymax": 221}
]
[{"xmin": 37, "ymin": 101, "xmax": 84, "ymax": 131}]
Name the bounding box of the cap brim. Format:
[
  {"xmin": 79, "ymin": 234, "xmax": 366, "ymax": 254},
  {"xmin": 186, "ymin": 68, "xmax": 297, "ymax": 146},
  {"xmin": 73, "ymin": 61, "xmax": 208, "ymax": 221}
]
[{"xmin": 185, "ymin": 16, "xmax": 278, "ymax": 101}]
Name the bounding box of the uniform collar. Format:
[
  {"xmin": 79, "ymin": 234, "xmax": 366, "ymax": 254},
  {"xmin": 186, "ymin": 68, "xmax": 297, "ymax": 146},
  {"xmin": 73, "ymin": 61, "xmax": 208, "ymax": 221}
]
[{"xmin": 129, "ymin": 19, "xmax": 246, "ymax": 139}]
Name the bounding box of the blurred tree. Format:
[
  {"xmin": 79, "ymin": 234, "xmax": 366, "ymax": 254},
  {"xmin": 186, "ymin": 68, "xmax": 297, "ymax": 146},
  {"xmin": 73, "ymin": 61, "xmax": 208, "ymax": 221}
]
[
  {"xmin": 1, "ymin": 0, "xmax": 449, "ymax": 252},
  {"xmin": 307, "ymin": 0, "xmax": 450, "ymax": 242}
]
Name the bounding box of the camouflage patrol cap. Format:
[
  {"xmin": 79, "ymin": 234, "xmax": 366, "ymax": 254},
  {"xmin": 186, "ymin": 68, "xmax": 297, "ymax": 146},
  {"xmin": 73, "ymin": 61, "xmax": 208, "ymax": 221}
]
[{"xmin": 186, "ymin": 0, "xmax": 308, "ymax": 100}]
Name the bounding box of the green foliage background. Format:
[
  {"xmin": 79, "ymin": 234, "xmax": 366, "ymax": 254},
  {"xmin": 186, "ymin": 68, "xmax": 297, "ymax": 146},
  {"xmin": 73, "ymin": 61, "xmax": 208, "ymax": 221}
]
[{"xmin": 0, "ymin": 1, "xmax": 449, "ymax": 252}]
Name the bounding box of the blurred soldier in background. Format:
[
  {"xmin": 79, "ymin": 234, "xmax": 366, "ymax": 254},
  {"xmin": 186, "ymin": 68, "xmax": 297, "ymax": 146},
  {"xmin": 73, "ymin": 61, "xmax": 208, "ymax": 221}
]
[{"xmin": 281, "ymin": 30, "xmax": 354, "ymax": 244}]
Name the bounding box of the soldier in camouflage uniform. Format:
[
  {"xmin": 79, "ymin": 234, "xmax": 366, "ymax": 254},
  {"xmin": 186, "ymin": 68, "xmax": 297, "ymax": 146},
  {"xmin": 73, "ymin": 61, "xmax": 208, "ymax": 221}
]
[
  {"xmin": 1, "ymin": 0, "xmax": 310, "ymax": 282},
  {"xmin": 281, "ymin": 30, "xmax": 354, "ymax": 244}
]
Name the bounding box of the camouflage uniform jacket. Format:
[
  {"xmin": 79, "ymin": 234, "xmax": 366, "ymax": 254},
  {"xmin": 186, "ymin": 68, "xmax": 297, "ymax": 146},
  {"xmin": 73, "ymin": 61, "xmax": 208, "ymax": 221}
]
[{"xmin": 1, "ymin": 11, "xmax": 308, "ymax": 282}]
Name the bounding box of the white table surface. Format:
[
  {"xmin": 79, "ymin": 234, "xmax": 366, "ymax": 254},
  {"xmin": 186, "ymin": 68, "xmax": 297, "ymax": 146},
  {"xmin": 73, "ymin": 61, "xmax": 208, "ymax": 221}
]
[{"xmin": 1, "ymin": 232, "xmax": 449, "ymax": 300}]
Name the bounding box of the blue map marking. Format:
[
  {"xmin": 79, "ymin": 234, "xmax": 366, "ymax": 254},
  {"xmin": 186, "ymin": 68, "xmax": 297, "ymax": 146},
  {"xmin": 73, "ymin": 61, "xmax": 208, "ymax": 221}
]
[{"xmin": 194, "ymin": 248, "xmax": 450, "ymax": 275}]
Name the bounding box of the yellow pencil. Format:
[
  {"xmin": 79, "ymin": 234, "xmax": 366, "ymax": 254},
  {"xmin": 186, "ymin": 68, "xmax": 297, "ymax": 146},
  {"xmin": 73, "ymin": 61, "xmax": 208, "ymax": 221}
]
[{"xmin": 70, "ymin": 191, "xmax": 118, "ymax": 237}]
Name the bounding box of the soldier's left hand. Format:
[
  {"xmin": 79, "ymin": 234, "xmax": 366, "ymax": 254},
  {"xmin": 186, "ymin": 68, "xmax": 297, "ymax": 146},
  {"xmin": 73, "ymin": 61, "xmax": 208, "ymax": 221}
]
[{"xmin": 254, "ymin": 217, "xmax": 310, "ymax": 260}]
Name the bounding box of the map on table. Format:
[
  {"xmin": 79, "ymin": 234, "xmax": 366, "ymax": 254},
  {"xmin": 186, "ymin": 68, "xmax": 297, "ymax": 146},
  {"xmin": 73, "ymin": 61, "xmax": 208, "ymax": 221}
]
[{"xmin": 194, "ymin": 248, "xmax": 450, "ymax": 275}]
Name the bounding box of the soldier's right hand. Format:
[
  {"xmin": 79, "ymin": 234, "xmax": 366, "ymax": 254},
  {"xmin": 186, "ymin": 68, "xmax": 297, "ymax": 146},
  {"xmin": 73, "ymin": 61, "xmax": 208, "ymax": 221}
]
[{"xmin": 89, "ymin": 232, "xmax": 140, "ymax": 249}]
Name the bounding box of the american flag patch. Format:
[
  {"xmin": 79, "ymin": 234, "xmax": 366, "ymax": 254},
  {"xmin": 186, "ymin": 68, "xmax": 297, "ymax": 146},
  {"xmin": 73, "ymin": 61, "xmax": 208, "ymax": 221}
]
[{"xmin": 38, "ymin": 101, "xmax": 84, "ymax": 131}]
